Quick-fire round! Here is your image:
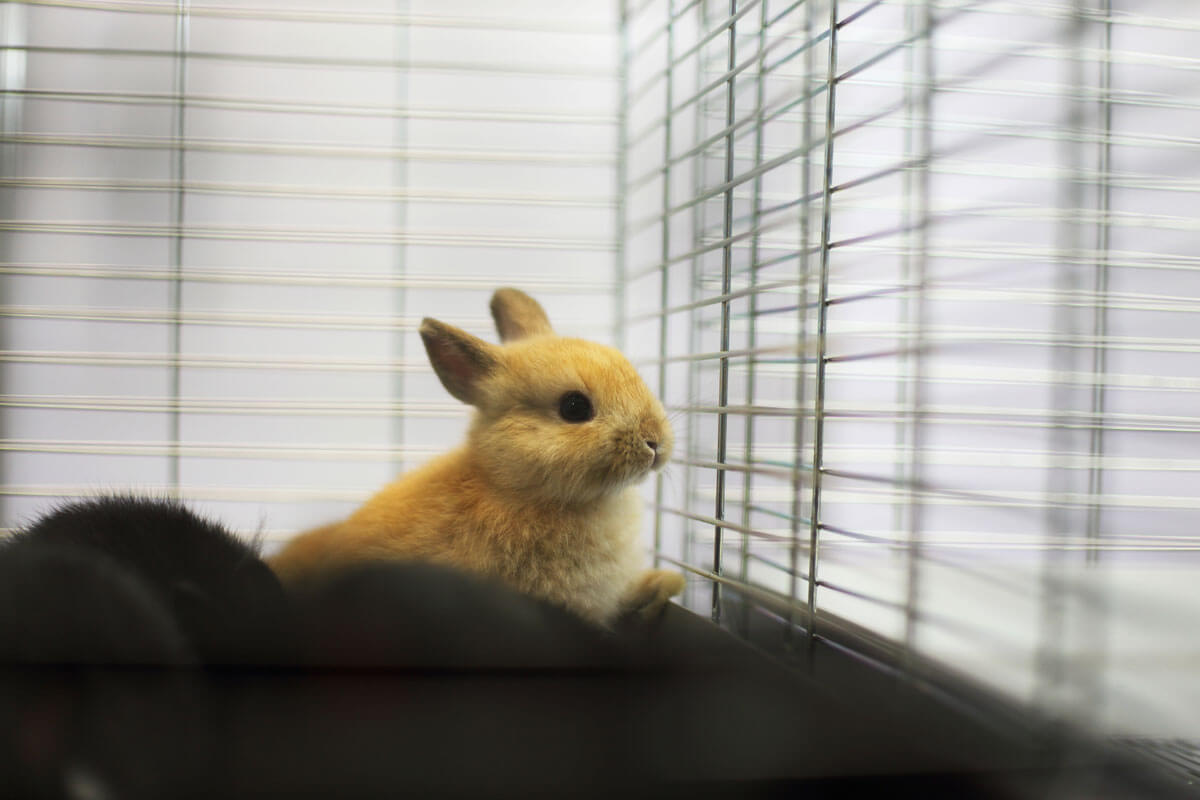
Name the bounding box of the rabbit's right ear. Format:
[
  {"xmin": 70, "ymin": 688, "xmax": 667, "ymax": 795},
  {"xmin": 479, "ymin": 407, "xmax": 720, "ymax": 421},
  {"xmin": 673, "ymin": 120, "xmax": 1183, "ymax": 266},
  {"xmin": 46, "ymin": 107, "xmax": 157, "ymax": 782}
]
[
  {"xmin": 419, "ymin": 319, "xmax": 499, "ymax": 406},
  {"xmin": 490, "ymin": 288, "xmax": 554, "ymax": 342}
]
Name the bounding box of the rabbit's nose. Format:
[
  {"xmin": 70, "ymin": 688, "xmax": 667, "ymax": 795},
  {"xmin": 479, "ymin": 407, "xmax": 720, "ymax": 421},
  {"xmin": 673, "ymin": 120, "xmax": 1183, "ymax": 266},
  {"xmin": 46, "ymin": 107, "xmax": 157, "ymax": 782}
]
[{"xmin": 645, "ymin": 440, "xmax": 658, "ymax": 452}]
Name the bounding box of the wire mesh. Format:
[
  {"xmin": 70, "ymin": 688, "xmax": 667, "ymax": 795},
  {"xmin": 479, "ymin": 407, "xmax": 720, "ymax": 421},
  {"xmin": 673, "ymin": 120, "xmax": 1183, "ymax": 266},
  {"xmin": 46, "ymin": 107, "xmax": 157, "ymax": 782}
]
[{"xmin": 620, "ymin": 0, "xmax": 1200, "ymax": 740}]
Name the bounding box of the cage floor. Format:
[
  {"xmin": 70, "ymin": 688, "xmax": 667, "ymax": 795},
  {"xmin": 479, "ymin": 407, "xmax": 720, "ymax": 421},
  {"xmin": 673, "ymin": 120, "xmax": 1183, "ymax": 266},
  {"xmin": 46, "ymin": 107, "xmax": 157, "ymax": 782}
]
[{"xmin": 2, "ymin": 593, "xmax": 1191, "ymax": 800}]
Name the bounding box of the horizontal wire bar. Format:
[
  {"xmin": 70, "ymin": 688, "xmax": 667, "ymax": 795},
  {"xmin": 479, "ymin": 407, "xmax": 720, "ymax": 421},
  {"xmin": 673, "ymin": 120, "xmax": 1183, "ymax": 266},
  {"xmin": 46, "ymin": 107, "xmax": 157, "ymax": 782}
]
[
  {"xmin": 0, "ymin": 350, "xmax": 423, "ymax": 372},
  {"xmin": 744, "ymin": 107, "xmax": 1200, "ymax": 160},
  {"xmin": 746, "ymin": 504, "xmax": 811, "ymax": 527},
  {"xmin": 814, "ymin": 578, "xmax": 907, "ymax": 611},
  {"xmin": 849, "ymin": 70, "xmax": 1200, "ymax": 117},
  {"xmin": 742, "ymin": 550, "xmax": 811, "ymax": 584},
  {"xmin": 0, "ymin": 263, "xmax": 615, "ymax": 292},
  {"xmin": 0, "ymin": 395, "xmax": 466, "ymax": 417},
  {"xmin": 821, "ymin": 328, "xmax": 1200, "ymax": 355},
  {"xmin": 629, "ymin": 0, "xmax": 705, "ymax": 57},
  {"xmin": 671, "ymin": 400, "xmax": 1200, "ymax": 434},
  {"xmin": 16, "ymin": 0, "xmax": 616, "ymax": 32},
  {"xmin": 806, "ymin": 360, "xmax": 1200, "ymax": 394},
  {"xmin": 656, "ymin": 504, "xmax": 793, "ymax": 543},
  {"xmin": 0, "ymin": 306, "xmax": 500, "ymax": 332},
  {"xmin": 625, "ymin": 0, "xmax": 663, "ymax": 28},
  {"xmin": 0, "ymin": 484, "xmax": 376, "ymax": 505},
  {"xmin": 704, "ymin": 280, "xmax": 1200, "ymax": 321},
  {"xmin": 693, "ymin": 481, "xmax": 1200, "ymax": 511},
  {"xmin": 693, "ymin": 512, "xmax": 1200, "ymax": 552},
  {"xmin": 637, "ymin": 341, "xmax": 811, "ymax": 367},
  {"xmin": 948, "ymin": 2, "xmax": 1200, "ymax": 35},
  {"xmin": 735, "ymin": 271, "xmax": 1200, "ymax": 320},
  {"xmin": 0, "ymin": 222, "xmax": 613, "ymax": 250},
  {"xmin": 836, "ymin": 0, "xmax": 888, "ymax": 29},
  {"xmin": 746, "ymin": 446, "xmax": 1200, "ymax": 473},
  {"xmin": 624, "ymin": 277, "xmax": 800, "ymax": 323},
  {"xmin": 0, "ymin": 131, "xmax": 614, "ymax": 165},
  {"xmin": 667, "ymin": 401, "xmax": 813, "ymax": 418},
  {"xmin": 4, "ymin": 44, "xmax": 614, "ymax": 80},
  {"xmin": 0, "ymin": 177, "xmax": 614, "ymax": 208},
  {"xmin": 654, "ymin": 323, "xmax": 1200, "ymax": 358},
  {"xmin": 0, "ymin": 439, "xmax": 442, "ymax": 460},
  {"xmin": 850, "ymin": 239, "xmax": 1200, "ymax": 273},
  {"xmin": 1, "ymin": 88, "xmax": 617, "ymax": 125},
  {"xmin": 668, "ymin": 455, "xmax": 799, "ymax": 481},
  {"xmin": 650, "ymin": 552, "xmax": 816, "ymax": 617},
  {"xmin": 811, "ymin": 580, "xmax": 999, "ymax": 643}
]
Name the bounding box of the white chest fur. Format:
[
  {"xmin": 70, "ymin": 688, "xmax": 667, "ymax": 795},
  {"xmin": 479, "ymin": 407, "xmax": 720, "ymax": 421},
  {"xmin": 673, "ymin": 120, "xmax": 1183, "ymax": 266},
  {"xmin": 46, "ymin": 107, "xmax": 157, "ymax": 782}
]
[{"xmin": 497, "ymin": 487, "xmax": 645, "ymax": 625}]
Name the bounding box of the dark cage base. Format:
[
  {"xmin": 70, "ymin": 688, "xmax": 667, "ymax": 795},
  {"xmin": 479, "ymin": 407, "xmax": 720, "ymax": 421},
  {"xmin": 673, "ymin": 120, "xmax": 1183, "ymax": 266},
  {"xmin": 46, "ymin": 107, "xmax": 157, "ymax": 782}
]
[{"xmin": 2, "ymin": 601, "xmax": 1191, "ymax": 800}]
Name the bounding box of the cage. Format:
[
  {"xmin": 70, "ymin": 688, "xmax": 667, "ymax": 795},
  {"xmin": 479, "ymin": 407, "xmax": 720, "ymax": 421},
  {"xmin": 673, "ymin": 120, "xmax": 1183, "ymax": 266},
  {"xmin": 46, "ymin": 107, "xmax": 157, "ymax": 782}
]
[{"xmin": 1, "ymin": 0, "xmax": 1198, "ymax": 794}]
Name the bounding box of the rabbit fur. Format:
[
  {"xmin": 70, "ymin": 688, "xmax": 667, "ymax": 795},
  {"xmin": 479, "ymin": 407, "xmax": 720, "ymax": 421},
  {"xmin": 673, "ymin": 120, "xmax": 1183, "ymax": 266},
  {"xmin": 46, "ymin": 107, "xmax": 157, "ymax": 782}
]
[{"xmin": 270, "ymin": 288, "xmax": 684, "ymax": 625}]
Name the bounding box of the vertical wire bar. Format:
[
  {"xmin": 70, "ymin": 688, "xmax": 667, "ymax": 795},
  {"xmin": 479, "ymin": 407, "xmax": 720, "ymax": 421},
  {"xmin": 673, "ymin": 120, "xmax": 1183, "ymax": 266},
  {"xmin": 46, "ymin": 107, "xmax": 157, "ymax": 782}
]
[
  {"xmin": 683, "ymin": 0, "xmax": 707, "ymax": 611},
  {"xmin": 736, "ymin": 0, "xmax": 770, "ymax": 634},
  {"xmin": 806, "ymin": 0, "xmax": 839, "ymax": 643},
  {"xmin": 896, "ymin": 0, "xmax": 918, "ymax": 650},
  {"xmin": 1080, "ymin": 0, "xmax": 1113, "ymax": 727},
  {"xmin": 167, "ymin": 0, "xmax": 190, "ymax": 495},
  {"xmin": 654, "ymin": 0, "xmax": 676, "ymax": 570},
  {"xmin": 0, "ymin": 2, "xmax": 26, "ymax": 522},
  {"xmin": 391, "ymin": 0, "xmax": 409, "ymax": 475},
  {"xmin": 711, "ymin": 0, "xmax": 739, "ymax": 624},
  {"xmin": 1036, "ymin": 0, "xmax": 1088, "ymax": 721},
  {"xmin": 1085, "ymin": 0, "xmax": 1112, "ymax": 567},
  {"xmin": 901, "ymin": 0, "xmax": 934, "ymax": 674},
  {"xmin": 786, "ymin": 0, "xmax": 816, "ymax": 646},
  {"xmin": 616, "ymin": 0, "xmax": 632, "ymax": 353}
]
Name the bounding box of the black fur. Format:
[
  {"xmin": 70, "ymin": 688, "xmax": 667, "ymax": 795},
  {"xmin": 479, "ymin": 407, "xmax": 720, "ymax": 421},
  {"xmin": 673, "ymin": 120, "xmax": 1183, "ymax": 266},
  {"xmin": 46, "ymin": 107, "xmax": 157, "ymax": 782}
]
[
  {"xmin": 294, "ymin": 561, "xmax": 629, "ymax": 669},
  {"xmin": 3, "ymin": 496, "xmax": 292, "ymax": 665},
  {"xmin": 0, "ymin": 543, "xmax": 193, "ymax": 666}
]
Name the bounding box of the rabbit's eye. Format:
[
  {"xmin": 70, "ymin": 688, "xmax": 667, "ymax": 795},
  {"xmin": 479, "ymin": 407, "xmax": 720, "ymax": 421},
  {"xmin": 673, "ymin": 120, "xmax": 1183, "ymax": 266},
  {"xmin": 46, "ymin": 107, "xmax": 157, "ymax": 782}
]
[{"xmin": 558, "ymin": 391, "xmax": 594, "ymax": 423}]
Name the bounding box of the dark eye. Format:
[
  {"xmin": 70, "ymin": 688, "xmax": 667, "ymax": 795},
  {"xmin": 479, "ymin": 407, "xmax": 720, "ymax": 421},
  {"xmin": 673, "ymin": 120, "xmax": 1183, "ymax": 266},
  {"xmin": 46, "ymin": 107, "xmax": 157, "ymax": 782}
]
[{"xmin": 558, "ymin": 391, "xmax": 594, "ymax": 423}]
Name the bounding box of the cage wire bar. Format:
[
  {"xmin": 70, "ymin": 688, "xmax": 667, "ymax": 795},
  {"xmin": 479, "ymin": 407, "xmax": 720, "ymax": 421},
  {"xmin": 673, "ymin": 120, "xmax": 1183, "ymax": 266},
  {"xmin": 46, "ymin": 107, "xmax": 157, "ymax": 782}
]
[{"xmin": 620, "ymin": 0, "xmax": 1200, "ymax": 741}]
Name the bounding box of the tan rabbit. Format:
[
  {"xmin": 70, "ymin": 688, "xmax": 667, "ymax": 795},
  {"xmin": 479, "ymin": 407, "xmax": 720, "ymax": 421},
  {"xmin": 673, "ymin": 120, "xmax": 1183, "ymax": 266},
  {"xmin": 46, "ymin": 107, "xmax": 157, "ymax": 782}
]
[{"xmin": 269, "ymin": 288, "xmax": 684, "ymax": 625}]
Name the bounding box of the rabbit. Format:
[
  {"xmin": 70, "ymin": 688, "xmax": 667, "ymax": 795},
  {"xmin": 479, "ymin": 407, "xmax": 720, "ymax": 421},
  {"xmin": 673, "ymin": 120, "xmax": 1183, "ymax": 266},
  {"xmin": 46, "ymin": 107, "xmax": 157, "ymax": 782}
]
[
  {"xmin": 4, "ymin": 496, "xmax": 294, "ymax": 665},
  {"xmin": 269, "ymin": 288, "xmax": 685, "ymax": 626},
  {"xmin": 0, "ymin": 538, "xmax": 193, "ymax": 666}
]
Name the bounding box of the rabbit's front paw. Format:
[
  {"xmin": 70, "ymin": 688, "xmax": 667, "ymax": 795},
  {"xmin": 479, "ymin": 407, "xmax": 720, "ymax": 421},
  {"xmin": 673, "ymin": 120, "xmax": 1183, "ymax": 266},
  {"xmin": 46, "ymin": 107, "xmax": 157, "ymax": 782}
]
[{"xmin": 619, "ymin": 569, "xmax": 686, "ymax": 621}]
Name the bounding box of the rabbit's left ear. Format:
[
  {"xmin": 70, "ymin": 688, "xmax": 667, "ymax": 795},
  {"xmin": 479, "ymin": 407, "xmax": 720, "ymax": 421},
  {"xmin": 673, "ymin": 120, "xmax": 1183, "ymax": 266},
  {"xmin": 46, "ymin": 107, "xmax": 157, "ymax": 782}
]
[{"xmin": 490, "ymin": 288, "xmax": 554, "ymax": 342}]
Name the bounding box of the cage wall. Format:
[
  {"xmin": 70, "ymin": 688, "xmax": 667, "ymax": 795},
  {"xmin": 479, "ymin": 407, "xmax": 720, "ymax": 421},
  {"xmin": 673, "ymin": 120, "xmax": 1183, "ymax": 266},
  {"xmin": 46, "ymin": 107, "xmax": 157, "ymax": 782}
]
[
  {"xmin": 619, "ymin": 0, "xmax": 1200, "ymax": 741},
  {"xmin": 0, "ymin": 0, "xmax": 620, "ymax": 540}
]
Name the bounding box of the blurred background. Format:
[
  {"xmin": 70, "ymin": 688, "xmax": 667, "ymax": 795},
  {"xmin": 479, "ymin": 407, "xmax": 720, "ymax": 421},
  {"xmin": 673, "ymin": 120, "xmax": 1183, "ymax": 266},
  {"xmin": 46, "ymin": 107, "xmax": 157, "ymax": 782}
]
[{"xmin": 0, "ymin": 0, "xmax": 1197, "ymax": 774}]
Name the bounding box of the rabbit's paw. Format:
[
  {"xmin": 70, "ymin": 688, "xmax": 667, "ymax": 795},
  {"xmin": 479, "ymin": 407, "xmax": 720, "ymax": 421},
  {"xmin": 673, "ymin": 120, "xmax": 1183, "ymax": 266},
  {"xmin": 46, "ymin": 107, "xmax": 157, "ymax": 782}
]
[{"xmin": 619, "ymin": 569, "xmax": 686, "ymax": 621}]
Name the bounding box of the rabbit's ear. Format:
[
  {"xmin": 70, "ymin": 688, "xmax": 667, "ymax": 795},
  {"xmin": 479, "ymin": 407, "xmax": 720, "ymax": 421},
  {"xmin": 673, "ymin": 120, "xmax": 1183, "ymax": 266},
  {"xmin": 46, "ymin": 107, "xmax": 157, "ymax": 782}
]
[
  {"xmin": 490, "ymin": 288, "xmax": 554, "ymax": 342},
  {"xmin": 420, "ymin": 319, "xmax": 500, "ymax": 406}
]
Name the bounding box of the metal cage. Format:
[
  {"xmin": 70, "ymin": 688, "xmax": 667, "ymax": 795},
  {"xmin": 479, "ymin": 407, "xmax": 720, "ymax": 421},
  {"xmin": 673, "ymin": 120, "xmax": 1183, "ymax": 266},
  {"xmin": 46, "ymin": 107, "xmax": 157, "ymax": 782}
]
[
  {"xmin": 0, "ymin": 0, "xmax": 1197, "ymax": 772},
  {"xmin": 619, "ymin": 0, "xmax": 1200, "ymax": 752}
]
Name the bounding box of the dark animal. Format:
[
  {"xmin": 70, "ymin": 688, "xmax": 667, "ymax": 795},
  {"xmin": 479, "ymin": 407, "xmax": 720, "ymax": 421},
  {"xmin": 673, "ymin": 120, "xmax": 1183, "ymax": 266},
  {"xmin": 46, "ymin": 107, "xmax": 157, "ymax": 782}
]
[{"xmin": 1, "ymin": 496, "xmax": 292, "ymax": 666}]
